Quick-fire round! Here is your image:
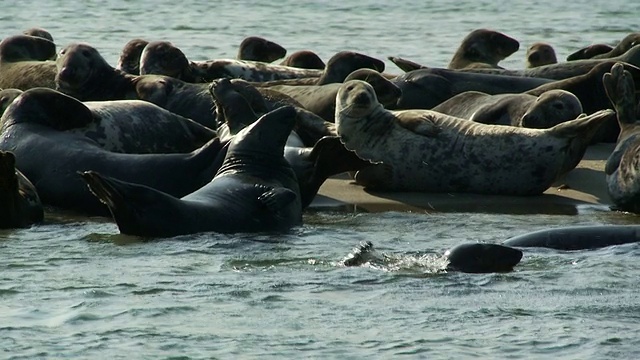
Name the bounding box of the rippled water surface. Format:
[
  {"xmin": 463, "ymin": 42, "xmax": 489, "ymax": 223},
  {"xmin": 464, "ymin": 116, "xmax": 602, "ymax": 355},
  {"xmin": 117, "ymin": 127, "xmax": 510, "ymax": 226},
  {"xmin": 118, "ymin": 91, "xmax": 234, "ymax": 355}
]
[{"xmin": 2, "ymin": 1, "xmax": 640, "ymax": 359}]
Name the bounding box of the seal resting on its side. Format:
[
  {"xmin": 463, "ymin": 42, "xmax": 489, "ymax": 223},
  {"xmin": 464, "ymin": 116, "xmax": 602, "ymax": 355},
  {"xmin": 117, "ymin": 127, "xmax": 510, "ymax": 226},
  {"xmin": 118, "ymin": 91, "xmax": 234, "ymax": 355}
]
[
  {"xmin": 81, "ymin": 106, "xmax": 303, "ymax": 238},
  {"xmin": 0, "ymin": 151, "xmax": 43, "ymax": 229},
  {"xmin": 431, "ymin": 89, "xmax": 583, "ymax": 128},
  {"xmin": 335, "ymin": 80, "xmax": 614, "ymax": 195}
]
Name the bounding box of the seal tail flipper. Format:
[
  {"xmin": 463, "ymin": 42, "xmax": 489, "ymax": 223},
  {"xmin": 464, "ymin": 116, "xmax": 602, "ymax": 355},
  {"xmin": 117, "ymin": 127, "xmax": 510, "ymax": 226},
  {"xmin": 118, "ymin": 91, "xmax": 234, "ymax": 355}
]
[
  {"xmin": 546, "ymin": 109, "xmax": 615, "ymax": 139},
  {"xmin": 387, "ymin": 56, "xmax": 427, "ymax": 73},
  {"xmin": 603, "ymin": 62, "xmax": 637, "ymax": 126},
  {"xmin": 258, "ymin": 187, "xmax": 297, "ymax": 214}
]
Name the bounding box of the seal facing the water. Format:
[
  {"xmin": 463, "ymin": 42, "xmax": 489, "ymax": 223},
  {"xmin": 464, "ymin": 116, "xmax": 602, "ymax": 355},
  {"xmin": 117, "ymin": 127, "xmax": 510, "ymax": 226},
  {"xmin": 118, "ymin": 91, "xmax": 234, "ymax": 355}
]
[
  {"xmin": 335, "ymin": 80, "xmax": 614, "ymax": 195},
  {"xmin": 525, "ymin": 42, "xmax": 557, "ymax": 68}
]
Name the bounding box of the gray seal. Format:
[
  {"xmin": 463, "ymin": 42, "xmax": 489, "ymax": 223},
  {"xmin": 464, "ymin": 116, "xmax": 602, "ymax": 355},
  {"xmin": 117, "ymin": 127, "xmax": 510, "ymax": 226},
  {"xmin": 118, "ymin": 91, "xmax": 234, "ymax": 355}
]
[
  {"xmin": 0, "ymin": 150, "xmax": 43, "ymax": 228},
  {"xmin": 116, "ymin": 38, "xmax": 149, "ymax": 75},
  {"xmin": 0, "ymin": 35, "xmax": 58, "ymax": 90},
  {"xmin": 448, "ymin": 28, "xmax": 520, "ymax": 69},
  {"xmin": 280, "ymin": 50, "xmax": 325, "ymax": 69},
  {"xmin": 591, "ymin": 32, "xmax": 640, "ymax": 59},
  {"xmin": 80, "ymin": 106, "xmax": 303, "ymax": 237},
  {"xmin": 22, "ymin": 28, "xmax": 54, "ymax": 42},
  {"xmin": 431, "ymin": 89, "xmax": 583, "ymax": 128},
  {"xmin": 237, "ymin": 36, "xmax": 286, "ymax": 63},
  {"xmin": 335, "ymin": 80, "xmax": 614, "ymax": 194},
  {"xmin": 566, "ymin": 44, "xmax": 614, "ymax": 61},
  {"xmin": 0, "ymin": 88, "xmax": 23, "ymax": 118},
  {"xmin": 525, "ymin": 42, "xmax": 557, "ymax": 68},
  {"xmin": 0, "ymin": 88, "xmax": 226, "ymax": 216},
  {"xmin": 503, "ymin": 225, "xmax": 640, "ymax": 250}
]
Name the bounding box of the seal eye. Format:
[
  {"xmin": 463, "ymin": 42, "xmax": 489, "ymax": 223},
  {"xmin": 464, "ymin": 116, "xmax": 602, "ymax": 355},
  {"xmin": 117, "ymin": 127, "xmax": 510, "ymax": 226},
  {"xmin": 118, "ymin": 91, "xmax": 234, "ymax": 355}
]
[
  {"xmin": 60, "ymin": 49, "xmax": 66, "ymax": 55},
  {"xmin": 346, "ymin": 85, "xmax": 354, "ymax": 91}
]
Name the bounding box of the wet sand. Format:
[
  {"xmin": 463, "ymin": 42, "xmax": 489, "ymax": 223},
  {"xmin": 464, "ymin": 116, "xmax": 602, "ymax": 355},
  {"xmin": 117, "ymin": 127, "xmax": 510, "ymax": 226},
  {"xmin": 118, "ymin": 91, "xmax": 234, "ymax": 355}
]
[{"xmin": 311, "ymin": 143, "xmax": 614, "ymax": 214}]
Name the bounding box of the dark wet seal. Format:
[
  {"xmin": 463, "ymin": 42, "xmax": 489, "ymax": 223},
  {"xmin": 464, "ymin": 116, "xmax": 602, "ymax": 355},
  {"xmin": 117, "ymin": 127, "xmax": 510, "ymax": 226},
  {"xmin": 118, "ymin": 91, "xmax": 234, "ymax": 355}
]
[
  {"xmin": 116, "ymin": 38, "xmax": 149, "ymax": 75},
  {"xmin": 237, "ymin": 36, "xmax": 286, "ymax": 63},
  {"xmin": 448, "ymin": 28, "xmax": 520, "ymax": 69},
  {"xmin": 526, "ymin": 42, "xmax": 557, "ymax": 68},
  {"xmin": 280, "ymin": 50, "xmax": 325, "ymax": 70}
]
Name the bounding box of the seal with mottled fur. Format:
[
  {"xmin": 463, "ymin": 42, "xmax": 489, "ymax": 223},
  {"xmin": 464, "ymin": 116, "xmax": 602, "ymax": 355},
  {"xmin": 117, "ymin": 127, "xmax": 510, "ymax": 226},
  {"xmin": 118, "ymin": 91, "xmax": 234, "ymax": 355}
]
[
  {"xmin": 80, "ymin": 106, "xmax": 303, "ymax": 237},
  {"xmin": 237, "ymin": 36, "xmax": 286, "ymax": 63},
  {"xmin": 525, "ymin": 42, "xmax": 557, "ymax": 68},
  {"xmin": 335, "ymin": 80, "xmax": 614, "ymax": 194},
  {"xmin": 448, "ymin": 29, "xmax": 520, "ymax": 69},
  {"xmin": 432, "ymin": 89, "xmax": 582, "ymax": 128},
  {"xmin": 0, "ymin": 35, "xmax": 58, "ymax": 90},
  {"xmin": 602, "ymin": 63, "xmax": 640, "ymax": 212},
  {"xmin": 116, "ymin": 38, "xmax": 149, "ymax": 75},
  {"xmin": 0, "ymin": 150, "xmax": 43, "ymax": 228},
  {"xmin": 0, "ymin": 88, "xmax": 226, "ymax": 216}
]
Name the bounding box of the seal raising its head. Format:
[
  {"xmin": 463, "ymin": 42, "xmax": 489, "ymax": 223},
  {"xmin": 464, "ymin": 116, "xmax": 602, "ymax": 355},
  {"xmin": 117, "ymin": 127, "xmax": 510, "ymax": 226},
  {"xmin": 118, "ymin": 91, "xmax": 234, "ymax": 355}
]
[
  {"xmin": 335, "ymin": 80, "xmax": 614, "ymax": 195},
  {"xmin": 525, "ymin": 42, "xmax": 558, "ymax": 68},
  {"xmin": 237, "ymin": 36, "xmax": 287, "ymax": 63},
  {"xmin": 448, "ymin": 29, "xmax": 520, "ymax": 69}
]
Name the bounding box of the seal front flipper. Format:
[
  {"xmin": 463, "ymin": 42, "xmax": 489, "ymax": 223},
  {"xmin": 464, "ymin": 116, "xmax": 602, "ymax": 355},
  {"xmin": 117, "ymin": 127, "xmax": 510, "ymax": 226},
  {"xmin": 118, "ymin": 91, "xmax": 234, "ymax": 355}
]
[
  {"xmin": 394, "ymin": 111, "xmax": 441, "ymax": 137},
  {"xmin": 258, "ymin": 186, "xmax": 297, "ymax": 214}
]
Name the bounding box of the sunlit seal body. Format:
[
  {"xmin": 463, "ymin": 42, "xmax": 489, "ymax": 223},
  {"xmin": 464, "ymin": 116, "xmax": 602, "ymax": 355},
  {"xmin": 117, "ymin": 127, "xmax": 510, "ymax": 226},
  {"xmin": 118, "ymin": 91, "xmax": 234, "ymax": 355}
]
[
  {"xmin": 80, "ymin": 106, "xmax": 303, "ymax": 237},
  {"xmin": 0, "ymin": 88, "xmax": 225, "ymax": 216},
  {"xmin": 0, "ymin": 151, "xmax": 43, "ymax": 229},
  {"xmin": 526, "ymin": 42, "xmax": 557, "ymax": 68},
  {"xmin": 0, "ymin": 35, "xmax": 58, "ymax": 90},
  {"xmin": 280, "ymin": 50, "xmax": 325, "ymax": 69},
  {"xmin": 0, "ymin": 88, "xmax": 23, "ymax": 118},
  {"xmin": 116, "ymin": 38, "xmax": 149, "ymax": 75},
  {"xmin": 341, "ymin": 241, "xmax": 523, "ymax": 273},
  {"xmin": 503, "ymin": 225, "xmax": 640, "ymax": 250},
  {"xmin": 432, "ymin": 89, "xmax": 583, "ymax": 128},
  {"xmin": 448, "ymin": 29, "xmax": 520, "ymax": 69},
  {"xmin": 567, "ymin": 44, "xmax": 614, "ymax": 61},
  {"xmin": 237, "ymin": 36, "xmax": 286, "ymax": 63},
  {"xmin": 268, "ymin": 68, "xmax": 402, "ymax": 122},
  {"xmin": 335, "ymin": 80, "xmax": 614, "ymax": 194},
  {"xmin": 602, "ymin": 63, "xmax": 640, "ymax": 212}
]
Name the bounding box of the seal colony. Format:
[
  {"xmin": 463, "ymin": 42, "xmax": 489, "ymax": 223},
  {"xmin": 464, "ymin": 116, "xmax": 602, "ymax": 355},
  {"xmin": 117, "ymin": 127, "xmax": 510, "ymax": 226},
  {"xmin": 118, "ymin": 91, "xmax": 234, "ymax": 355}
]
[{"xmin": 0, "ymin": 25, "xmax": 639, "ymax": 270}]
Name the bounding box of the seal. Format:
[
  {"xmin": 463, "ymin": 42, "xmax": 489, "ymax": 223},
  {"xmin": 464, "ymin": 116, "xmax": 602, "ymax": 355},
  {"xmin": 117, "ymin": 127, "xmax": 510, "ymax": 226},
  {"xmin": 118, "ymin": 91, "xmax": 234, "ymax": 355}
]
[
  {"xmin": 0, "ymin": 88, "xmax": 226, "ymax": 216},
  {"xmin": 0, "ymin": 88, "xmax": 23, "ymax": 118},
  {"xmin": 268, "ymin": 68, "xmax": 402, "ymax": 122},
  {"xmin": 138, "ymin": 41, "xmax": 200, "ymax": 82},
  {"xmin": 566, "ymin": 44, "xmax": 614, "ymax": 61},
  {"xmin": 602, "ymin": 63, "xmax": 640, "ymax": 212},
  {"xmin": 335, "ymin": 80, "xmax": 614, "ymax": 194},
  {"xmin": 0, "ymin": 34, "xmax": 58, "ymax": 90},
  {"xmin": 0, "ymin": 150, "xmax": 43, "ymax": 229},
  {"xmin": 116, "ymin": 38, "xmax": 149, "ymax": 75},
  {"xmin": 431, "ymin": 89, "xmax": 583, "ymax": 128},
  {"xmin": 341, "ymin": 241, "xmax": 523, "ymax": 273},
  {"xmin": 237, "ymin": 36, "xmax": 286, "ymax": 63},
  {"xmin": 22, "ymin": 28, "xmax": 54, "ymax": 42},
  {"xmin": 280, "ymin": 50, "xmax": 325, "ymax": 69},
  {"xmin": 392, "ymin": 67, "xmax": 553, "ymax": 110},
  {"xmin": 592, "ymin": 32, "xmax": 640, "ymax": 59},
  {"xmin": 80, "ymin": 106, "xmax": 303, "ymax": 237},
  {"xmin": 503, "ymin": 225, "xmax": 640, "ymax": 250},
  {"xmin": 525, "ymin": 42, "xmax": 557, "ymax": 68},
  {"xmin": 448, "ymin": 29, "xmax": 520, "ymax": 69}
]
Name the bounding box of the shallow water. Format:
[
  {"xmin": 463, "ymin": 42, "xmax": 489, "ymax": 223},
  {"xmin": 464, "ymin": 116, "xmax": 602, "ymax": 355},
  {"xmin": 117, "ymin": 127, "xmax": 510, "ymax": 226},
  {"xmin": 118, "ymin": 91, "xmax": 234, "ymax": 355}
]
[{"xmin": 2, "ymin": 1, "xmax": 640, "ymax": 359}]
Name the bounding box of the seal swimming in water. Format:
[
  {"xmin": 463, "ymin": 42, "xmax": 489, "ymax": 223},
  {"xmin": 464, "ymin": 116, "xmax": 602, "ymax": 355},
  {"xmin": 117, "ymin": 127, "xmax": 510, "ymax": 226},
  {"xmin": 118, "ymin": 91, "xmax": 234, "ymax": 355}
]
[
  {"xmin": 341, "ymin": 241, "xmax": 523, "ymax": 273},
  {"xmin": 0, "ymin": 88, "xmax": 226, "ymax": 215},
  {"xmin": 335, "ymin": 80, "xmax": 614, "ymax": 194},
  {"xmin": 431, "ymin": 89, "xmax": 583, "ymax": 128},
  {"xmin": 80, "ymin": 106, "xmax": 303, "ymax": 238},
  {"xmin": 503, "ymin": 225, "xmax": 640, "ymax": 250},
  {"xmin": 0, "ymin": 34, "xmax": 58, "ymax": 90},
  {"xmin": 448, "ymin": 29, "xmax": 520, "ymax": 69},
  {"xmin": 602, "ymin": 63, "xmax": 640, "ymax": 212},
  {"xmin": 116, "ymin": 38, "xmax": 149, "ymax": 75},
  {"xmin": 525, "ymin": 42, "xmax": 557, "ymax": 68},
  {"xmin": 280, "ymin": 50, "xmax": 325, "ymax": 69},
  {"xmin": 237, "ymin": 36, "xmax": 286, "ymax": 63},
  {"xmin": 0, "ymin": 151, "xmax": 43, "ymax": 229}
]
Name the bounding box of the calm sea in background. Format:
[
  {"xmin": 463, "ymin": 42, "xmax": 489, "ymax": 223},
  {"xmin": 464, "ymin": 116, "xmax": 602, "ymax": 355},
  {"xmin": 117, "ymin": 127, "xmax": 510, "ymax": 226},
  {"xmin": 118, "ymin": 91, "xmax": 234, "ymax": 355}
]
[{"xmin": 2, "ymin": 1, "xmax": 640, "ymax": 359}]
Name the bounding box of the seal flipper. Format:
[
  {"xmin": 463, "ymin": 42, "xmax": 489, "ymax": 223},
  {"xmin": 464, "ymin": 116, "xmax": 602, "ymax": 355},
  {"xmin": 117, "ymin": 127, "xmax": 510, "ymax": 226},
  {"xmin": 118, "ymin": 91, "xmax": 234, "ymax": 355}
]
[
  {"xmin": 258, "ymin": 187, "xmax": 297, "ymax": 214},
  {"xmin": 546, "ymin": 109, "xmax": 615, "ymax": 138},
  {"xmin": 387, "ymin": 56, "xmax": 427, "ymax": 72},
  {"xmin": 395, "ymin": 111, "xmax": 441, "ymax": 137},
  {"xmin": 603, "ymin": 62, "xmax": 637, "ymax": 126}
]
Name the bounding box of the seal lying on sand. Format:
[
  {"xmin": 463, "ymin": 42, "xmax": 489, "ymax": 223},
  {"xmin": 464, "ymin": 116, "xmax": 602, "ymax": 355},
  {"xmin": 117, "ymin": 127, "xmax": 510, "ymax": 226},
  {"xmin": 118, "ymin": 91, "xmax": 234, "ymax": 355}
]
[
  {"xmin": 341, "ymin": 241, "xmax": 523, "ymax": 273},
  {"xmin": 431, "ymin": 89, "xmax": 582, "ymax": 128},
  {"xmin": 0, "ymin": 35, "xmax": 58, "ymax": 90},
  {"xmin": 525, "ymin": 42, "xmax": 557, "ymax": 68},
  {"xmin": 448, "ymin": 29, "xmax": 520, "ymax": 69},
  {"xmin": 503, "ymin": 225, "xmax": 640, "ymax": 250},
  {"xmin": 0, "ymin": 151, "xmax": 43, "ymax": 229},
  {"xmin": 0, "ymin": 88, "xmax": 226, "ymax": 215},
  {"xmin": 237, "ymin": 36, "xmax": 286, "ymax": 63},
  {"xmin": 335, "ymin": 80, "xmax": 614, "ymax": 194},
  {"xmin": 116, "ymin": 38, "xmax": 149, "ymax": 75},
  {"xmin": 81, "ymin": 106, "xmax": 303, "ymax": 238},
  {"xmin": 602, "ymin": 63, "xmax": 640, "ymax": 213}
]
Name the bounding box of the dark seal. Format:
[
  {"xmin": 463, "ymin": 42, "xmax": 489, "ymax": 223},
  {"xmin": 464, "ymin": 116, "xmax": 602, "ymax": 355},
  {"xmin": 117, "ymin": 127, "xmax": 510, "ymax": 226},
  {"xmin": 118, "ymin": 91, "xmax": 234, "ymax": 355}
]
[
  {"xmin": 525, "ymin": 42, "xmax": 557, "ymax": 68},
  {"xmin": 237, "ymin": 36, "xmax": 287, "ymax": 63},
  {"xmin": 448, "ymin": 28, "xmax": 520, "ymax": 69},
  {"xmin": 0, "ymin": 151, "xmax": 43, "ymax": 229},
  {"xmin": 280, "ymin": 50, "xmax": 325, "ymax": 69},
  {"xmin": 116, "ymin": 38, "xmax": 149, "ymax": 75},
  {"xmin": 503, "ymin": 225, "xmax": 640, "ymax": 250},
  {"xmin": 0, "ymin": 35, "xmax": 58, "ymax": 90}
]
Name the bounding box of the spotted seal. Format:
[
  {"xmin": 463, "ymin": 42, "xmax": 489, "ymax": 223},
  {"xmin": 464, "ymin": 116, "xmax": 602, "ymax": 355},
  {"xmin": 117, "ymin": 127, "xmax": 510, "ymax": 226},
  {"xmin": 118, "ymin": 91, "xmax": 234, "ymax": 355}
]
[
  {"xmin": 280, "ymin": 50, "xmax": 325, "ymax": 69},
  {"xmin": 0, "ymin": 151, "xmax": 43, "ymax": 229},
  {"xmin": 602, "ymin": 63, "xmax": 640, "ymax": 212},
  {"xmin": 448, "ymin": 28, "xmax": 520, "ymax": 69},
  {"xmin": 431, "ymin": 89, "xmax": 583, "ymax": 128},
  {"xmin": 525, "ymin": 42, "xmax": 557, "ymax": 68},
  {"xmin": 335, "ymin": 80, "xmax": 614, "ymax": 194},
  {"xmin": 0, "ymin": 35, "xmax": 58, "ymax": 90},
  {"xmin": 0, "ymin": 88, "xmax": 226, "ymax": 215},
  {"xmin": 237, "ymin": 36, "xmax": 286, "ymax": 62},
  {"xmin": 116, "ymin": 38, "xmax": 149, "ymax": 75},
  {"xmin": 80, "ymin": 106, "xmax": 303, "ymax": 237},
  {"xmin": 503, "ymin": 225, "xmax": 640, "ymax": 250},
  {"xmin": 341, "ymin": 241, "xmax": 523, "ymax": 273}
]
